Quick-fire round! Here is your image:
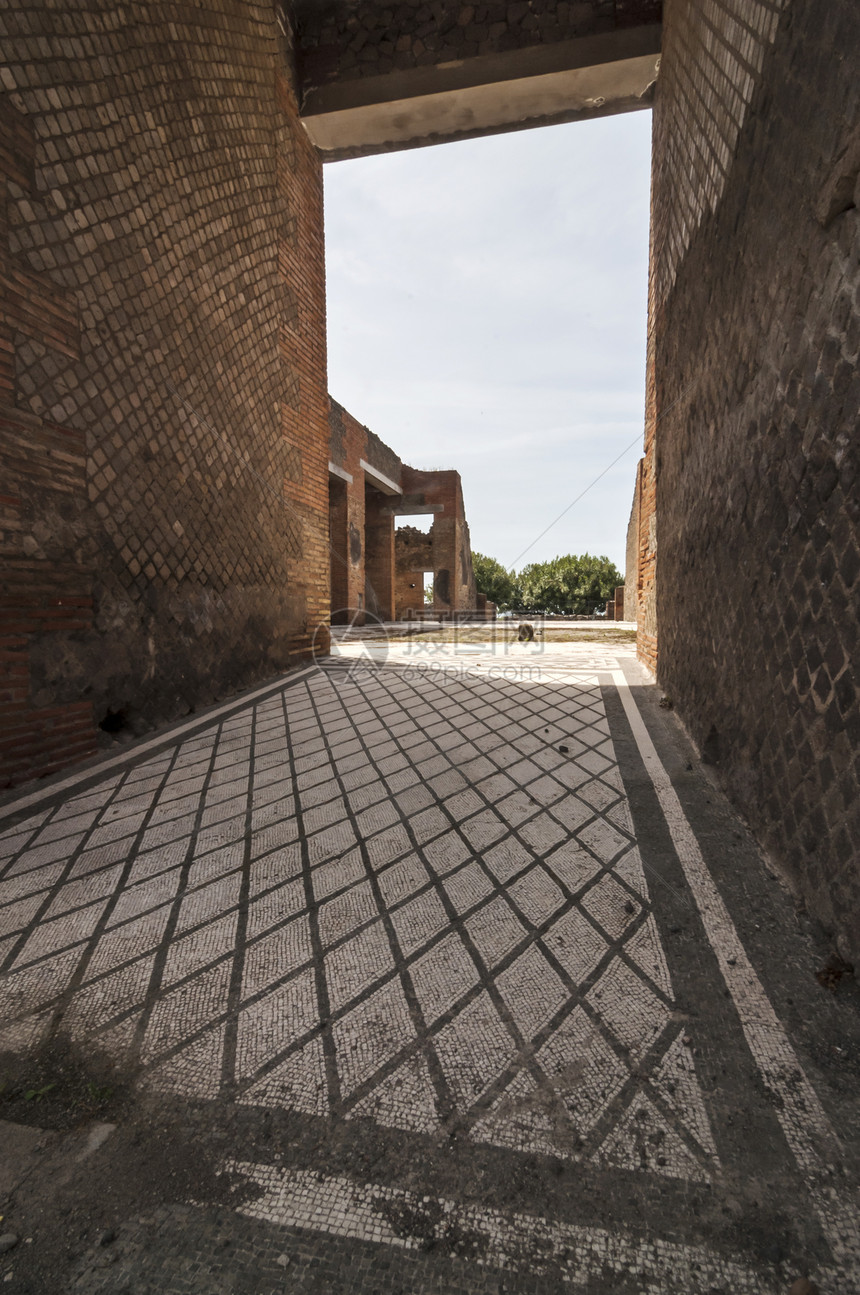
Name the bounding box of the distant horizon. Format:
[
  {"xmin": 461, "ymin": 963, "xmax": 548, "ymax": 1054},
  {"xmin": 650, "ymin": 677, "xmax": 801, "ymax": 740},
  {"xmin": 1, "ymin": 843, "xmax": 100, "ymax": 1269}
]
[{"xmin": 324, "ymin": 110, "xmax": 652, "ymax": 575}]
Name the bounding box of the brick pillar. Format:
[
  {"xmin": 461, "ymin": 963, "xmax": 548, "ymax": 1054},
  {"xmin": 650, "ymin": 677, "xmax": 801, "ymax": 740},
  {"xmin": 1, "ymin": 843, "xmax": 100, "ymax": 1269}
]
[{"xmin": 364, "ymin": 484, "xmax": 395, "ymax": 621}]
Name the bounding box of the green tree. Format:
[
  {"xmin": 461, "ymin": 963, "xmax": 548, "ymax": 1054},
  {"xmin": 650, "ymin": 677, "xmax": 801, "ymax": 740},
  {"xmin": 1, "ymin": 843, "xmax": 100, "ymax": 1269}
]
[
  {"xmin": 516, "ymin": 553, "xmax": 621, "ymax": 615},
  {"xmin": 472, "ymin": 552, "xmax": 518, "ymax": 611}
]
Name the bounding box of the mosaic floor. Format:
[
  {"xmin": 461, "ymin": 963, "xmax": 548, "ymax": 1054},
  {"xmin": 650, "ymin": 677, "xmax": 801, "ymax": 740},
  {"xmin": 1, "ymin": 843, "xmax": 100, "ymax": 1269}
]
[{"xmin": 1, "ymin": 640, "xmax": 858, "ymax": 1293}]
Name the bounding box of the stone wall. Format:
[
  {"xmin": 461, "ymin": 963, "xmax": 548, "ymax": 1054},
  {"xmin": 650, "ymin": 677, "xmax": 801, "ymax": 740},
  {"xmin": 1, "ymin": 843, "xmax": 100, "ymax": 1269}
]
[
  {"xmin": 394, "ymin": 525, "xmax": 433, "ymax": 619},
  {"xmin": 650, "ymin": 0, "xmax": 860, "ymax": 958},
  {"xmin": 327, "ymin": 404, "xmax": 479, "ymax": 625},
  {"xmin": 295, "ymin": 1, "xmax": 662, "ymax": 91},
  {"xmin": 397, "ymin": 467, "xmax": 477, "ymax": 618},
  {"xmin": 364, "ymin": 485, "xmax": 396, "ymax": 621},
  {"xmin": 291, "ymin": 1, "xmax": 661, "ymax": 159},
  {"xmin": 328, "ymin": 473, "xmax": 350, "ymax": 620},
  {"xmin": 328, "ymin": 398, "xmax": 403, "ymax": 622},
  {"xmin": 637, "ymin": 201, "xmax": 658, "ymax": 674},
  {"xmin": 328, "ymin": 401, "xmax": 367, "ymax": 619},
  {"xmin": 0, "ymin": 3, "xmax": 330, "ymax": 784},
  {"xmin": 624, "ymin": 459, "xmax": 642, "ymax": 623}
]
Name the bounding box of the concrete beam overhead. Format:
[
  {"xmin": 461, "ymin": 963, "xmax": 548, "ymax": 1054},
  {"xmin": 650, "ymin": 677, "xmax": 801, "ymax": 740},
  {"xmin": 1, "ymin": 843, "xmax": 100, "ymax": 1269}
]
[
  {"xmin": 300, "ymin": 26, "xmax": 661, "ymax": 159},
  {"xmin": 386, "ymin": 505, "xmax": 445, "ymax": 517},
  {"xmin": 360, "ymin": 458, "xmax": 402, "ymax": 496},
  {"xmin": 328, "ymin": 460, "xmax": 353, "ymax": 484}
]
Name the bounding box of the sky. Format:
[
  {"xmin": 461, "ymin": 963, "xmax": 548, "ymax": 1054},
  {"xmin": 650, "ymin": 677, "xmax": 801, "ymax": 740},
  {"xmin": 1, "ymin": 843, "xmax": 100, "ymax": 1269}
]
[{"xmin": 323, "ymin": 110, "xmax": 652, "ymax": 576}]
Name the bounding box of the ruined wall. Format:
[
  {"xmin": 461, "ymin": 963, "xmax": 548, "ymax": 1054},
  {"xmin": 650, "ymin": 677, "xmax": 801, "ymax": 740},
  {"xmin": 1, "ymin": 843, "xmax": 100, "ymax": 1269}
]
[
  {"xmin": 398, "ymin": 467, "xmax": 477, "ymax": 618},
  {"xmin": 637, "ymin": 189, "xmax": 658, "ymax": 675},
  {"xmin": 624, "ymin": 458, "xmax": 642, "ymax": 624},
  {"xmin": 0, "ymin": 3, "xmax": 330, "ymax": 784},
  {"xmin": 651, "ymin": 0, "xmax": 860, "ymax": 958},
  {"xmin": 395, "ymin": 525, "xmax": 434, "ymax": 619},
  {"xmin": 328, "ymin": 398, "xmax": 402, "ymax": 622},
  {"xmin": 364, "ymin": 425, "xmax": 402, "ymax": 490}
]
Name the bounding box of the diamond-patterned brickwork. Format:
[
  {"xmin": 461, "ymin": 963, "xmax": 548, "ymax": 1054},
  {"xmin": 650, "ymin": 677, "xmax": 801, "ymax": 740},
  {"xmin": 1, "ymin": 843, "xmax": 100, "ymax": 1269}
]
[
  {"xmin": 651, "ymin": 0, "xmax": 860, "ymax": 959},
  {"xmin": 0, "ymin": 4, "xmax": 330, "ymax": 763}
]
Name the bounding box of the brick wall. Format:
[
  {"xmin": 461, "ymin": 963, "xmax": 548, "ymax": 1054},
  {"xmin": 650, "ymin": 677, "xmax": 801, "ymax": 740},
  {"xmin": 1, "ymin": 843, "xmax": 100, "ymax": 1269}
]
[
  {"xmin": 328, "ymin": 398, "xmax": 404, "ymax": 622},
  {"xmin": 624, "ymin": 459, "xmax": 642, "ymax": 623},
  {"xmin": 0, "ymin": 409, "xmax": 96, "ymax": 780},
  {"xmin": 398, "ymin": 468, "xmax": 477, "ymax": 618},
  {"xmin": 651, "ymin": 0, "xmax": 860, "ymax": 958},
  {"xmin": 327, "ymin": 416, "xmax": 478, "ymax": 625},
  {"xmin": 295, "ymin": 0, "xmax": 662, "ymax": 92},
  {"xmin": 364, "ymin": 487, "xmax": 395, "ymax": 621},
  {"xmin": 637, "ymin": 187, "xmax": 658, "ymax": 675},
  {"xmin": 395, "ymin": 525, "xmax": 434, "ymax": 619},
  {"xmin": 328, "ymin": 474, "xmax": 349, "ymax": 620},
  {"xmin": 0, "ymin": 3, "xmax": 330, "ymax": 783},
  {"xmin": 329, "ymin": 401, "xmax": 368, "ymax": 620}
]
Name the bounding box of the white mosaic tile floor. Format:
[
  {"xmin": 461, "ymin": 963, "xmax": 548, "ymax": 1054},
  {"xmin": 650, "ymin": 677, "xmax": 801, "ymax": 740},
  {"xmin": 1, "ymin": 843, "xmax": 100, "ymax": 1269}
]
[{"xmin": 1, "ymin": 642, "xmax": 858, "ymax": 1291}]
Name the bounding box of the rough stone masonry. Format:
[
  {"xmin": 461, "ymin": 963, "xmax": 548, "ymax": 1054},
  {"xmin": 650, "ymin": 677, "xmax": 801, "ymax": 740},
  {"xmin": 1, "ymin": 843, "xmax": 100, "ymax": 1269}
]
[
  {"xmin": 641, "ymin": 0, "xmax": 860, "ymax": 964},
  {"xmin": 0, "ymin": 0, "xmax": 858, "ymax": 968}
]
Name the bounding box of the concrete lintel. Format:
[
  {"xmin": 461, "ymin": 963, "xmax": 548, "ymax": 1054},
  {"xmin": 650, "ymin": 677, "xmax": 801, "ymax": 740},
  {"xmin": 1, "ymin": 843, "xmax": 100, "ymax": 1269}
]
[
  {"xmin": 388, "ymin": 505, "xmax": 445, "ymax": 517},
  {"xmin": 302, "ymin": 28, "xmax": 660, "ymax": 159},
  {"xmin": 302, "ymin": 25, "xmax": 661, "ymax": 117},
  {"xmin": 328, "ymin": 460, "xmax": 353, "ymax": 484},
  {"xmin": 360, "ymin": 458, "xmax": 401, "ymax": 496},
  {"xmin": 304, "ymin": 53, "xmax": 659, "ymax": 158}
]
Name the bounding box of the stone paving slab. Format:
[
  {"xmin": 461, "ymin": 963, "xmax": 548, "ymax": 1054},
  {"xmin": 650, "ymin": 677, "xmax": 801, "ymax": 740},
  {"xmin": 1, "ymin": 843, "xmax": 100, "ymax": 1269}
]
[{"xmin": 0, "ymin": 644, "xmax": 858, "ymax": 1293}]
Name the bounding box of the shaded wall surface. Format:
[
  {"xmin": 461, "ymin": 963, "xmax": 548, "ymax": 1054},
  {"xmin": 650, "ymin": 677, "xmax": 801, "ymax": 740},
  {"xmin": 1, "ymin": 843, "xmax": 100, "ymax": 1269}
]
[
  {"xmin": 650, "ymin": 0, "xmax": 860, "ymax": 958},
  {"xmin": 0, "ymin": 3, "xmax": 329, "ymax": 784}
]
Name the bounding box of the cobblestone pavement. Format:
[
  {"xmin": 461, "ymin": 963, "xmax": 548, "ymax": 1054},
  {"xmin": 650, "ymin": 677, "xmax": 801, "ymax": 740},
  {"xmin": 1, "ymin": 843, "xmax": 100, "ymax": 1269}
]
[{"xmin": 1, "ymin": 640, "xmax": 859, "ymax": 1293}]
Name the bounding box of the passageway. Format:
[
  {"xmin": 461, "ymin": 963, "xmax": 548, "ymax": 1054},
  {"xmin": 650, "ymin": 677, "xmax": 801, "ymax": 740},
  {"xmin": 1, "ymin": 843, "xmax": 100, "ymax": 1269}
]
[{"xmin": 0, "ymin": 641, "xmax": 858, "ymax": 1292}]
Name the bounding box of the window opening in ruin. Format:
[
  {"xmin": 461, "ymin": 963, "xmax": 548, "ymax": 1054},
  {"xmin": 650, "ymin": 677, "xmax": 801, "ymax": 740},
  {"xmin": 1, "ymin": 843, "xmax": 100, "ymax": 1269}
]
[
  {"xmin": 396, "ymin": 513, "xmax": 433, "ymax": 534},
  {"xmin": 423, "ymin": 572, "xmax": 434, "ymax": 605}
]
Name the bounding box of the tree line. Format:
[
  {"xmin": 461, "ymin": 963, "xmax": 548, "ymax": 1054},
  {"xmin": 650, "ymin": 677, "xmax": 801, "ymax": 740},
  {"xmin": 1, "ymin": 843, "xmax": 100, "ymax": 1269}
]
[{"xmin": 472, "ymin": 552, "xmax": 622, "ymax": 615}]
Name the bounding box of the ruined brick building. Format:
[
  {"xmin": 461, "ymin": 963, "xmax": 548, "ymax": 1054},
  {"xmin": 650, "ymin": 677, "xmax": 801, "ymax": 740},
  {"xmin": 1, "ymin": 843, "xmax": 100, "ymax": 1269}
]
[
  {"xmin": 328, "ymin": 398, "xmax": 477, "ymax": 623},
  {"xmin": 1, "ymin": 1, "xmax": 857, "ymax": 960}
]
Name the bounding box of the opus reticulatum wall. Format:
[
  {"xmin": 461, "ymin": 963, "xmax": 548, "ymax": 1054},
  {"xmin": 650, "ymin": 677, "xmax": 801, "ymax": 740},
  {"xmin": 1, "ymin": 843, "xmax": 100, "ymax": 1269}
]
[{"xmin": 646, "ymin": 0, "xmax": 860, "ymax": 959}]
